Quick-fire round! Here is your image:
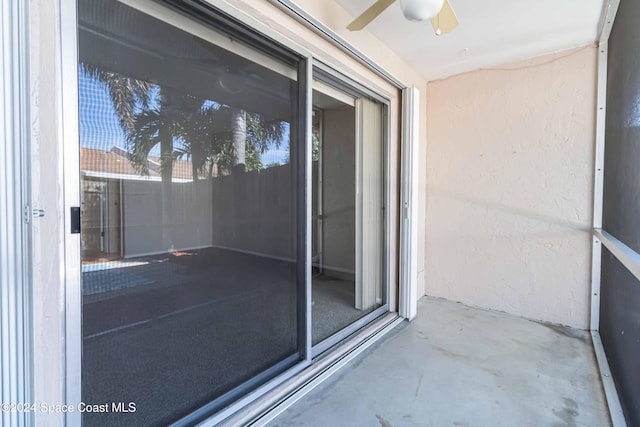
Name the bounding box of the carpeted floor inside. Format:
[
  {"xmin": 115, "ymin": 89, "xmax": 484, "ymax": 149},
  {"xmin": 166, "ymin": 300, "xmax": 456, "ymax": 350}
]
[{"xmin": 81, "ymin": 247, "xmax": 377, "ymax": 427}]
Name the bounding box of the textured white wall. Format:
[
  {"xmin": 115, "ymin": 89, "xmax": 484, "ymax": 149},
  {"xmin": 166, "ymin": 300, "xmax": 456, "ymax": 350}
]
[
  {"xmin": 425, "ymin": 46, "xmax": 597, "ymax": 329},
  {"xmin": 29, "ymin": 0, "xmax": 66, "ymax": 425}
]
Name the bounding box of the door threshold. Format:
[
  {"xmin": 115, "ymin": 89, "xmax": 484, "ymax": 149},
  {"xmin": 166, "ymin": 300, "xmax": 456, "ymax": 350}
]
[{"xmin": 206, "ymin": 312, "xmax": 403, "ymax": 427}]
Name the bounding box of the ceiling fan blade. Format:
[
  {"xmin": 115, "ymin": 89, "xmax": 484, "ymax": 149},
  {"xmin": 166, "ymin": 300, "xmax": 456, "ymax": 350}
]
[
  {"xmin": 431, "ymin": 0, "xmax": 459, "ymax": 35},
  {"xmin": 347, "ymin": 0, "xmax": 396, "ymax": 31}
]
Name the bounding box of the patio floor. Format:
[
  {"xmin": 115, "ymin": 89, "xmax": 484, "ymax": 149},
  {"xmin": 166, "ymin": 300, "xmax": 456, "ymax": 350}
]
[{"xmin": 269, "ymin": 297, "xmax": 611, "ymax": 427}]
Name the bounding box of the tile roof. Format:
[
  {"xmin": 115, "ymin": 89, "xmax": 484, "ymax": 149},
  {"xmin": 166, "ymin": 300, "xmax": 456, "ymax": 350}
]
[{"xmin": 80, "ymin": 147, "xmax": 210, "ymax": 181}]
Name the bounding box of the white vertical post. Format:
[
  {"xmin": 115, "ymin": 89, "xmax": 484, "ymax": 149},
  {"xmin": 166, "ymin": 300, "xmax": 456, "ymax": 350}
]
[
  {"xmin": 304, "ymin": 57, "xmax": 313, "ymax": 362},
  {"xmin": 355, "ymin": 100, "xmax": 363, "ymax": 308},
  {"xmin": 399, "ymin": 86, "xmax": 419, "ymax": 320},
  {"xmin": 60, "ymin": 0, "xmax": 82, "ymax": 424},
  {"xmin": 315, "ymin": 109, "xmax": 324, "ymax": 274},
  {"xmin": 591, "ymin": 0, "xmax": 622, "ymax": 333},
  {"xmin": 0, "ymin": 0, "xmax": 31, "ymax": 426},
  {"xmin": 591, "ymin": 0, "xmax": 622, "ymax": 334},
  {"xmin": 355, "ymin": 98, "xmax": 384, "ymax": 310},
  {"xmin": 589, "ymin": 2, "xmax": 628, "ymax": 426},
  {"xmin": 591, "ymin": 41, "xmax": 607, "ymax": 332}
]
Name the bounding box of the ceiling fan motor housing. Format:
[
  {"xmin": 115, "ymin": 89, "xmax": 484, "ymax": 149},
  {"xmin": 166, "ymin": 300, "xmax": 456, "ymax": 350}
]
[{"xmin": 398, "ymin": 0, "xmax": 445, "ymax": 21}]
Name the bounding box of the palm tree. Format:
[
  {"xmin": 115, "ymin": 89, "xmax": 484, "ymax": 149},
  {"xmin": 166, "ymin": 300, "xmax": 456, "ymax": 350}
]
[
  {"xmin": 128, "ymin": 89, "xmax": 240, "ymax": 249},
  {"xmin": 230, "ymin": 108, "xmax": 247, "ymax": 174},
  {"xmin": 245, "ymin": 111, "xmax": 287, "ymax": 162},
  {"xmin": 81, "ymin": 63, "xmax": 181, "ymax": 184},
  {"xmin": 81, "ymin": 67, "xmax": 195, "ymax": 248},
  {"xmin": 126, "ymin": 90, "xmax": 209, "ymax": 179},
  {"xmin": 83, "ymin": 63, "xmax": 287, "ymax": 178},
  {"xmin": 83, "ymin": 63, "xmax": 288, "ymax": 251},
  {"xmin": 230, "ymin": 108, "xmax": 286, "ymax": 174},
  {"xmin": 174, "ymin": 105, "xmax": 285, "ymax": 178},
  {"xmin": 173, "ymin": 104, "xmax": 235, "ymax": 180},
  {"xmin": 80, "ymin": 63, "xmax": 152, "ymax": 137}
]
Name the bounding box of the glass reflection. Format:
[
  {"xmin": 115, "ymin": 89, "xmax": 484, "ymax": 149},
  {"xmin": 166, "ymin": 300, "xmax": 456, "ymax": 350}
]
[{"xmin": 78, "ymin": 1, "xmax": 300, "ymax": 425}]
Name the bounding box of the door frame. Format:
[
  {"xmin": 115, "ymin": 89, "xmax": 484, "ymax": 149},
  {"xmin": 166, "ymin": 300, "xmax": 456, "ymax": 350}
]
[
  {"xmin": 399, "ymin": 86, "xmax": 420, "ymax": 320},
  {"xmin": 58, "ymin": 0, "xmax": 414, "ymax": 424},
  {"xmin": 1, "ymin": 0, "xmax": 32, "ymax": 425},
  {"xmin": 312, "ymin": 107, "xmax": 324, "ymax": 275},
  {"xmin": 310, "ymin": 61, "xmax": 392, "ymax": 357},
  {"xmin": 60, "ymin": 0, "xmax": 82, "ymax": 423}
]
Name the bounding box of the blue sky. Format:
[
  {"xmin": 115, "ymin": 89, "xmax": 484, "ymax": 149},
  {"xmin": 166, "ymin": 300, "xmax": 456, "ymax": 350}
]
[{"xmin": 78, "ymin": 69, "xmax": 290, "ymax": 165}]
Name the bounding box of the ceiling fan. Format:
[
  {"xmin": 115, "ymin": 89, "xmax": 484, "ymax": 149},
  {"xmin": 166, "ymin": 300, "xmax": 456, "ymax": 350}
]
[{"xmin": 347, "ymin": 0, "xmax": 459, "ymax": 35}]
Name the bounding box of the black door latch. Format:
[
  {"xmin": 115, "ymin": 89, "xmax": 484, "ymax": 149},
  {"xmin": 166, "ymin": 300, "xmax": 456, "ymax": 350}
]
[{"xmin": 70, "ymin": 207, "xmax": 81, "ymax": 234}]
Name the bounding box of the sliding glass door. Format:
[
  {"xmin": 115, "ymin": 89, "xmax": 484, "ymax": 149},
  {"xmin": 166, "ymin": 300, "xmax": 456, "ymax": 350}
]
[
  {"xmin": 310, "ymin": 73, "xmax": 386, "ymax": 348},
  {"xmin": 77, "ymin": 1, "xmax": 303, "ymax": 425},
  {"xmin": 74, "ymin": 1, "xmax": 388, "ymax": 425}
]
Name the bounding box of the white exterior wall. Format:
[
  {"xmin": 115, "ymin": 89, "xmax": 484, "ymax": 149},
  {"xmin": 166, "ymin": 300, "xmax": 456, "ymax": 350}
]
[
  {"xmin": 425, "ymin": 46, "xmax": 598, "ymax": 329},
  {"xmin": 29, "ymin": 0, "xmax": 67, "ymax": 425}
]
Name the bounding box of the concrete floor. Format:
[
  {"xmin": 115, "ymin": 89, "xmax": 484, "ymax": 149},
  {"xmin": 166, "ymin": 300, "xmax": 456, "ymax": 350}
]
[{"xmin": 270, "ymin": 297, "xmax": 611, "ymax": 427}]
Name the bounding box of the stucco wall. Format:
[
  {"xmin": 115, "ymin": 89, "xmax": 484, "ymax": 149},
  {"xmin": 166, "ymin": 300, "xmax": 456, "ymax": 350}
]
[
  {"xmin": 425, "ymin": 46, "xmax": 597, "ymax": 329},
  {"xmin": 29, "ymin": 0, "xmax": 66, "ymax": 425}
]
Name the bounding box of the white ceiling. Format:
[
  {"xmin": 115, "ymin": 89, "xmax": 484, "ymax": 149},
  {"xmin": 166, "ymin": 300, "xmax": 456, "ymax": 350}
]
[{"xmin": 333, "ymin": 0, "xmax": 606, "ymax": 80}]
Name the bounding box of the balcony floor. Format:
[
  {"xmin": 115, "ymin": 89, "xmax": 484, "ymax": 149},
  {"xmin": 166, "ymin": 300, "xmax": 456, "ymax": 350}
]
[{"xmin": 270, "ymin": 297, "xmax": 611, "ymax": 427}]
